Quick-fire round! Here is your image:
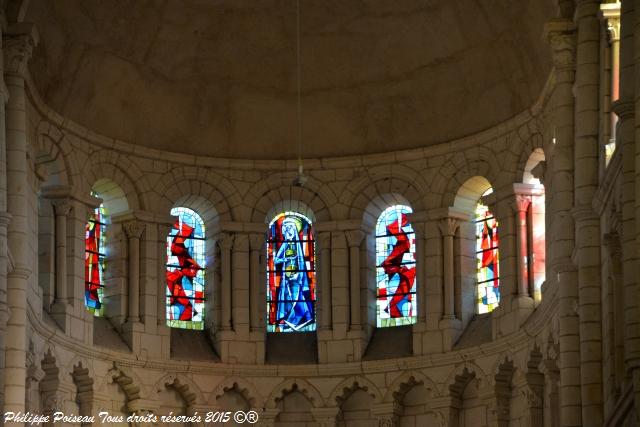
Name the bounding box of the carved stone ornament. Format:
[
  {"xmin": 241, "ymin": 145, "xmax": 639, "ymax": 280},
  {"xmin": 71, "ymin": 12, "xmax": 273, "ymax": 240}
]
[
  {"xmin": 3, "ymin": 29, "xmax": 38, "ymax": 77},
  {"xmin": 218, "ymin": 232, "xmax": 235, "ymax": 250},
  {"xmin": 438, "ymin": 217, "xmax": 460, "ymax": 237},
  {"xmin": 123, "ymin": 221, "xmax": 146, "ymax": 239},
  {"xmin": 544, "ymin": 20, "xmax": 576, "ymax": 71}
]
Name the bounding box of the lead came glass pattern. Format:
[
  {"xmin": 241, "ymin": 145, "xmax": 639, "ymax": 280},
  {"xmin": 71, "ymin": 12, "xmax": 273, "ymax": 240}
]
[
  {"xmin": 266, "ymin": 212, "xmax": 316, "ymax": 333},
  {"xmin": 376, "ymin": 205, "xmax": 417, "ymax": 328},
  {"xmin": 166, "ymin": 207, "xmax": 205, "ymax": 330},
  {"xmin": 476, "ymin": 190, "xmax": 500, "ymax": 314},
  {"xmin": 85, "ymin": 201, "xmax": 107, "ymax": 316}
]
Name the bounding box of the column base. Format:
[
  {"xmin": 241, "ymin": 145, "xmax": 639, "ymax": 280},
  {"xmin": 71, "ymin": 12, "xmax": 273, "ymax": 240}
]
[
  {"xmin": 50, "ymin": 300, "xmax": 72, "ymax": 333},
  {"xmin": 121, "ymin": 319, "xmax": 144, "ymax": 354}
]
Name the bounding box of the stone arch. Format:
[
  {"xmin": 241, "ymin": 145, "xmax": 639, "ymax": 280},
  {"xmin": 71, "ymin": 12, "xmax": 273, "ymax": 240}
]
[
  {"xmin": 452, "ymin": 175, "xmax": 494, "ymax": 216},
  {"xmin": 154, "ymin": 169, "xmax": 234, "ymax": 222},
  {"xmin": 246, "ymin": 186, "xmax": 332, "ymax": 223},
  {"xmin": 81, "ymin": 150, "xmax": 147, "ymax": 211},
  {"xmin": 437, "ymin": 158, "xmax": 497, "ymax": 210},
  {"xmin": 328, "ymin": 376, "xmax": 383, "ymax": 407},
  {"xmin": 153, "ymin": 373, "xmax": 204, "ymax": 406},
  {"xmin": 35, "ymin": 131, "xmax": 72, "ymax": 188},
  {"xmin": 265, "ymin": 378, "xmax": 324, "ymax": 409},
  {"xmin": 210, "ymin": 377, "xmax": 261, "ymax": 408},
  {"xmin": 91, "ymin": 178, "xmax": 131, "ymax": 216},
  {"xmin": 384, "ymin": 371, "xmax": 439, "ymax": 404},
  {"xmin": 264, "ymin": 199, "xmax": 317, "ymax": 225},
  {"xmin": 360, "ymin": 192, "xmax": 416, "ymax": 232},
  {"xmin": 107, "ymin": 365, "xmax": 142, "ymax": 411},
  {"xmin": 343, "ymin": 173, "xmax": 425, "ymax": 224},
  {"xmin": 442, "ymin": 362, "xmax": 488, "ymax": 397}
]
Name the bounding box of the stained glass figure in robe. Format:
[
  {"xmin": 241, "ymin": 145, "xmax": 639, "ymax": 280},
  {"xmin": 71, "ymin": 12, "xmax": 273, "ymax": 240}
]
[
  {"xmin": 85, "ymin": 201, "xmax": 107, "ymax": 316},
  {"xmin": 267, "ymin": 212, "xmax": 316, "ymax": 332},
  {"xmin": 376, "ymin": 205, "xmax": 417, "ymax": 327},
  {"xmin": 166, "ymin": 207, "xmax": 205, "ymax": 330},
  {"xmin": 476, "ymin": 189, "xmax": 500, "ymax": 314}
]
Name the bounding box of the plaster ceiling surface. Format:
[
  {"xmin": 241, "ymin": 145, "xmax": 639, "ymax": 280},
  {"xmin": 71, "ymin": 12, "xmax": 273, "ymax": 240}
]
[{"xmin": 26, "ymin": 0, "xmax": 556, "ymax": 160}]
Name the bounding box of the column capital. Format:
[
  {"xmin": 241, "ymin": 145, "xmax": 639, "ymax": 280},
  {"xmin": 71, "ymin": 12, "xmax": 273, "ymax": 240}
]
[
  {"xmin": 248, "ymin": 233, "xmax": 264, "ymax": 251},
  {"xmin": 599, "ymin": 2, "xmax": 621, "ymax": 42},
  {"xmin": 233, "ymin": 233, "xmax": 249, "ymax": 251},
  {"xmin": 217, "ymin": 232, "xmax": 235, "ymax": 251},
  {"xmin": 345, "ymin": 229, "xmax": 365, "ymax": 248},
  {"xmin": 544, "ymin": 19, "xmax": 576, "ymax": 71},
  {"xmin": 513, "ymin": 194, "xmax": 531, "ymax": 213},
  {"xmin": 51, "ymin": 199, "xmax": 73, "ymax": 217},
  {"xmin": 3, "ymin": 23, "xmax": 39, "ymax": 78},
  {"xmin": 438, "ymin": 217, "xmax": 460, "ymax": 237},
  {"xmin": 317, "ymin": 231, "xmax": 331, "ymax": 248},
  {"xmin": 122, "ymin": 220, "xmax": 145, "ymax": 239}
]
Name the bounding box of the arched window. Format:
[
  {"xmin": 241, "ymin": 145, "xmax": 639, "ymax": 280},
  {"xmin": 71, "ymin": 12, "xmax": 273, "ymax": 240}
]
[
  {"xmin": 166, "ymin": 207, "xmax": 206, "ymax": 330},
  {"xmin": 375, "ymin": 205, "xmax": 417, "ymax": 328},
  {"xmin": 267, "ymin": 212, "xmax": 316, "ymax": 333},
  {"xmin": 475, "ymin": 189, "xmax": 500, "ymax": 314},
  {"xmin": 85, "ymin": 199, "xmax": 108, "ymax": 316}
]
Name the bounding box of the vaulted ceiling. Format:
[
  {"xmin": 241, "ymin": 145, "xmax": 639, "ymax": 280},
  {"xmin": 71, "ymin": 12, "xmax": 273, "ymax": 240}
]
[{"xmin": 26, "ymin": 0, "xmax": 556, "ymax": 159}]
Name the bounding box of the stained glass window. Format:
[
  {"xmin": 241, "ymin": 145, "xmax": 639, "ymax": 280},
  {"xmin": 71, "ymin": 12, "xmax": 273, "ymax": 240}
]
[
  {"xmin": 476, "ymin": 189, "xmax": 500, "ymax": 313},
  {"xmin": 166, "ymin": 207, "xmax": 205, "ymax": 330},
  {"xmin": 376, "ymin": 205, "xmax": 417, "ymax": 328},
  {"xmin": 85, "ymin": 199, "xmax": 107, "ymax": 316},
  {"xmin": 267, "ymin": 212, "xmax": 316, "ymax": 333}
]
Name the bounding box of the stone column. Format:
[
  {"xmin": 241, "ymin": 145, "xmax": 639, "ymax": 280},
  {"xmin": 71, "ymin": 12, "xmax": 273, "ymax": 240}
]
[
  {"xmin": 157, "ymin": 220, "xmax": 174, "ymax": 327},
  {"xmin": 544, "ymin": 17, "xmax": 582, "ymax": 427},
  {"xmin": 231, "ymin": 234, "xmax": 249, "ymax": 334},
  {"xmin": 345, "ymin": 230, "xmax": 364, "ymax": 330},
  {"xmin": 218, "ymin": 233, "xmax": 234, "ymax": 330},
  {"xmin": 317, "ymin": 232, "xmax": 331, "ymax": 330},
  {"xmin": 513, "ymin": 195, "xmax": 531, "ymax": 298},
  {"xmin": 52, "ymin": 199, "xmax": 71, "ymax": 303},
  {"xmin": 123, "ymin": 220, "xmax": 145, "ymax": 323},
  {"xmin": 412, "ymin": 221, "xmax": 427, "ymax": 324},
  {"xmin": 438, "ymin": 217, "xmax": 459, "ymax": 320},
  {"xmin": 2, "ymin": 25, "xmax": 37, "ymax": 422},
  {"xmin": 601, "ymin": 1, "xmax": 621, "ymax": 158},
  {"xmin": 574, "ymin": 2, "xmax": 604, "ymax": 424},
  {"xmin": 330, "ymin": 231, "xmax": 348, "ymax": 336},
  {"xmin": 249, "ymin": 233, "xmax": 264, "ymax": 332}
]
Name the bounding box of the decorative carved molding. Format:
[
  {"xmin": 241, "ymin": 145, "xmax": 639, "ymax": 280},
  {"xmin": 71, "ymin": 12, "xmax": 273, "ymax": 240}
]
[
  {"xmin": 544, "ymin": 20, "xmax": 576, "ymax": 71},
  {"xmin": 3, "ymin": 26, "xmax": 38, "ymax": 77},
  {"xmin": 345, "ymin": 229, "xmax": 365, "ymax": 248},
  {"xmin": 217, "ymin": 232, "xmax": 235, "ymax": 250},
  {"xmin": 52, "ymin": 199, "xmax": 72, "ymax": 217},
  {"xmin": 600, "ymin": 2, "xmax": 621, "ymax": 42},
  {"xmin": 438, "ymin": 217, "xmax": 460, "ymax": 237},
  {"xmin": 123, "ymin": 221, "xmax": 146, "ymax": 239},
  {"xmin": 233, "ymin": 233, "xmax": 249, "ymax": 251}
]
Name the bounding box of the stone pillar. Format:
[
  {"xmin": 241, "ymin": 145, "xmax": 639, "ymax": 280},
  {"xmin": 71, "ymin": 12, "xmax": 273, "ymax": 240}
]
[
  {"xmin": 310, "ymin": 407, "xmax": 339, "ymax": 427},
  {"xmin": 249, "ymin": 233, "xmax": 264, "ymax": 332},
  {"xmin": 317, "ymin": 232, "xmax": 332, "ymax": 330},
  {"xmin": 49, "ymin": 199, "xmax": 72, "ymax": 331},
  {"xmin": 411, "ymin": 221, "xmax": 427, "ymax": 324},
  {"xmin": 544, "ymin": 17, "xmax": 582, "ymax": 427},
  {"xmin": 513, "ymin": 195, "xmax": 531, "ymax": 298},
  {"xmin": 330, "ymin": 231, "xmax": 348, "ymax": 336},
  {"xmin": 601, "ymin": 1, "xmax": 621, "ymax": 160},
  {"xmin": 372, "ymin": 402, "xmax": 399, "ymax": 427},
  {"xmin": 2, "ymin": 25, "xmax": 37, "ymax": 422},
  {"xmin": 574, "ymin": 2, "xmax": 604, "ymax": 424},
  {"xmin": 345, "ymin": 230, "xmax": 364, "ymax": 330},
  {"xmin": 123, "ymin": 221, "xmax": 145, "ymax": 323},
  {"xmin": 438, "ymin": 217, "xmax": 459, "ymax": 320},
  {"xmin": 218, "ymin": 233, "xmax": 234, "ymax": 330},
  {"xmin": 231, "ymin": 233, "xmax": 249, "ymax": 334}
]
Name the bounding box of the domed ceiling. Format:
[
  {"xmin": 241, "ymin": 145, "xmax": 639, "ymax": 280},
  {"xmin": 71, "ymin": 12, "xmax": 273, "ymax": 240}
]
[{"xmin": 26, "ymin": 0, "xmax": 556, "ymax": 160}]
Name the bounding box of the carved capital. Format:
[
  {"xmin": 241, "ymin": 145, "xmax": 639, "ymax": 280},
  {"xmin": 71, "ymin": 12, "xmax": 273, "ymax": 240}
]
[
  {"xmin": 233, "ymin": 233, "xmax": 249, "ymax": 251},
  {"xmin": 438, "ymin": 217, "xmax": 460, "ymax": 237},
  {"xmin": 513, "ymin": 195, "xmax": 531, "ymax": 213},
  {"xmin": 544, "ymin": 19, "xmax": 576, "ymax": 71},
  {"xmin": 345, "ymin": 229, "xmax": 365, "ymax": 248},
  {"xmin": 122, "ymin": 221, "xmax": 145, "ymax": 239},
  {"xmin": 249, "ymin": 233, "xmax": 265, "ymax": 251},
  {"xmin": 600, "ymin": 2, "xmax": 621, "ymax": 42},
  {"xmin": 52, "ymin": 199, "xmax": 72, "ymax": 217},
  {"xmin": 3, "ymin": 26, "xmax": 38, "ymax": 77},
  {"xmin": 217, "ymin": 232, "xmax": 234, "ymax": 251},
  {"xmin": 317, "ymin": 231, "xmax": 331, "ymax": 249}
]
